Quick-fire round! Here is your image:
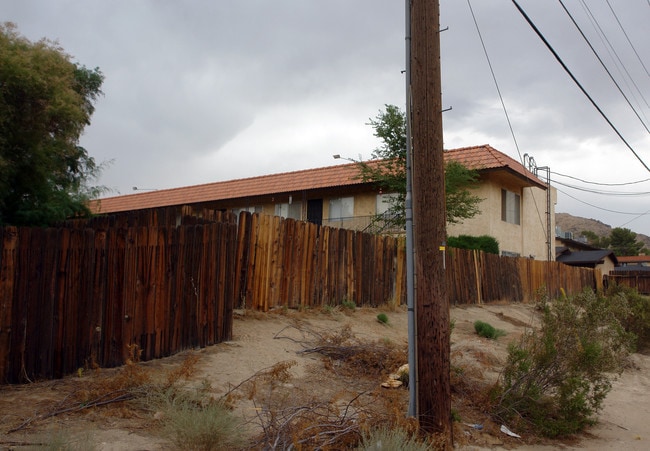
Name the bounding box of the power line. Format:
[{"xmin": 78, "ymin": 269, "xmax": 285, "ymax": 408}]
[
  {"xmin": 557, "ymin": 187, "xmax": 650, "ymax": 215},
  {"xmin": 551, "ymin": 170, "xmax": 650, "ymax": 186},
  {"xmin": 619, "ymin": 208, "xmax": 650, "ymax": 228},
  {"xmin": 578, "ymin": 0, "xmax": 650, "ymax": 110},
  {"xmin": 558, "ymin": 0, "xmax": 650, "ymax": 134},
  {"xmin": 511, "ymin": 0, "xmax": 650, "ymax": 173},
  {"xmin": 465, "ymin": 0, "xmax": 522, "ymax": 160},
  {"xmin": 553, "ymin": 179, "xmax": 650, "ymax": 196},
  {"xmin": 466, "ymin": 0, "xmax": 548, "ymax": 242},
  {"xmin": 605, "ymin": 0, "xmax": 650, "ymax": 78}
]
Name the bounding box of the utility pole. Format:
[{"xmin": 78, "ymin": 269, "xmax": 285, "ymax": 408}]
[{"xmin": 409, "ymin": 0, "xmax": 452, "ymax": 445}]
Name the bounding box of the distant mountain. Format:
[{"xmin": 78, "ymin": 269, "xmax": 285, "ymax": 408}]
[{"xmin": 555, "ymin": 212, "xmax": 650, "ymax": 251}]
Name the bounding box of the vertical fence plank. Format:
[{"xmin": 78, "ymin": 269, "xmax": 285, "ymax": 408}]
[{"xmin": 0, "ymin": 228, "xmax": 18, "ymax": 383}]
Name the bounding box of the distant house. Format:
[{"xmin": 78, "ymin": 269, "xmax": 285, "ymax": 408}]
[
  {"xmin": 554, "ymin": 234, "xmax": 599, "ymax": 254},
  {"xmin": 91, "ymin": 144, "xmax": 554, "ymax": 260},
  {"xmin": 554, "ymin": 235, "xmax": 618, "ymax": 274},
  {"xmin": 617, "ymin": 255, "xmax": 650, "ymax": 268},
  {"xmin": 556, "ymin": 248, "xmax": 618, "ymax": 274}
]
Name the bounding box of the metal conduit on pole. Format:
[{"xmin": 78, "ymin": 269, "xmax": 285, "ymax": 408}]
[{"xmin": 404, "ymin": 0, "xmax": 417, "ymax": 419}]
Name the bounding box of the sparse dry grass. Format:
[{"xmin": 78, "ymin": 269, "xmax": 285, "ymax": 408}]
[{"xmin": 3, "ymin": 304, "xmax": 603, "ymax": 450}]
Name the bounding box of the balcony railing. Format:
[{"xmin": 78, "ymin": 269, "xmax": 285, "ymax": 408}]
[{"xmin": 322, "ymin": 214, "xmax": 404, "ymax": 235}]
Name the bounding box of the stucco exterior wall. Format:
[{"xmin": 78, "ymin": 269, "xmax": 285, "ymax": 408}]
[
  {"xmin": 597, "ymin": 258, "xmax": 616, "ymax": 275},
  {"xmin": 446, "ymin": 173, "xmax": 555, "ymax": 261}
]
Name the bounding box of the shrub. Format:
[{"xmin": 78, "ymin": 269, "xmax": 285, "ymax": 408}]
[
  {"xmin": 492, "ymin": 289, "xmax": 635, "ymax": 437},
  {"xmin": 356, "ymin": 426, "xmax": 433, "ymax": 451},
  {"xmin": 377, "ymin": 312, "xmax": 389, "ymax": 324},
  {"xmin": 447, "ymin": 234, "xmax": 499, "ymax": 255},
  {"xmin": 40, "ymin": 431, "xmax": 96, "ymax": 451},
  {"xmin": 161, "ymin": 399, "xmax": 246, "ymax": 450},
  {"xmin": 474, "ymin": 320, "xmax": 506, "ymax": 339},
  {"xmin": 341, "ymin": 299, "xmax": 356, "ymax": 311},
  {"xmin": 606, "ymin": 283, "xmax": 650, "ymax": 352}
]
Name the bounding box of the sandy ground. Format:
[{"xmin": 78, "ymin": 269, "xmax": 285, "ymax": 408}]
[{"xmin": 0, "ymin": 303, "xmax": 648, "ymax": 450}]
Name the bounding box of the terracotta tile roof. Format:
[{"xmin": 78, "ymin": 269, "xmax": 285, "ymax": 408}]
[
  {"xmin": 618, "ymin": 255, "xmax": 650, "ymax": 263},
  {"xmin": 91, "ymin": 162, "xmax": 375, "ymax": 214},
  {"xmin": 91, "ymin": 144, "xmax": 544, "ymax": 214},
  {"xmin": 444, "ymin": 144, "xmax": 543, "ymax": 185}
]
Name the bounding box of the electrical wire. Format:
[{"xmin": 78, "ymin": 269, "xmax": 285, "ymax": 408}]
[
  {"xmin": 466, "ymin": 0, "xmax": 548, "ymax": 242},
  {"xmin": 511, "ymin": 0, "xmax": 650, "ymax": 173},
  {"xmin": 553, "ymin": 179, "xmax": 650, "ymax": 196},
  {"xmin": 558, "ymin": 0, "xmax": 650, "ymax": 134},
  {"xmin": 619, "ymin": 208, "xmax": 650, "ymax": 228},
  {"xmin": 605, "ymin": 0, "xmax": 650, "ymax": 78},
  {"xmin": 578, "ymin": 0, "xmax": 650, "ymax": 110},
  {"xmin": 556, "ymin": 187, "xmax": 649, "ymax": 215},
  {"xmin": 551, "ymin": 170, "xmax": 650, "ymax": 186}
]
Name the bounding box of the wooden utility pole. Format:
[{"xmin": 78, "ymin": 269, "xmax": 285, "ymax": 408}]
[{"xmin": 409, "ymin": 0, "xmax": 452, "ymax": 445}]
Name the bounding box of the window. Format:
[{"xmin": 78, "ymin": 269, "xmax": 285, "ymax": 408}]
[
  {"xmin": 501, "ymin": 250, "xmax": 521, "ymax": 258},
  {"xmin": 501, "ymin": 189, "xmax": 520, "ymax": 225},
  {"xmin": 275, "ymin": 202, "xmax": 302, "ymax": 220},
  {"xmin": 329, "ymin": 197, "xmax": 354, "ymax": 220},
  {"xmin": 376, "ymin": 193, "xmax": 398, "ymax": 216},
  {"xmin": 233, "ymin": 205, "xmax": 262, "ymax": 216}
]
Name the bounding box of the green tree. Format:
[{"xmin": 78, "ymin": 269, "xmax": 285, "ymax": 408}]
[
  {"xmin": 609, "ymin": 227, "xmax": 645, "ymax": 256},
  {"xmin": 0, "ymin": 23, "xmax": 105, "ymax": 226},
  {"xmin": 580, "ymin": 230, "xmax": 609, "ymax": 248},
  {"xmin": 357, "ymin": 105, "xmax": 482, "ymax": 230}
]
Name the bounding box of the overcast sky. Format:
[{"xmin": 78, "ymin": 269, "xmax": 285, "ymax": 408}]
[{"xmin": 5, "ymin": 1, "xmax": 650, "ymax": 236}]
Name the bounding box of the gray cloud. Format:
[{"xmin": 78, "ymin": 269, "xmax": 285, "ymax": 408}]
[{"xmin": 5, "ymin": 0, "xmax": 650, "ymax": 234}]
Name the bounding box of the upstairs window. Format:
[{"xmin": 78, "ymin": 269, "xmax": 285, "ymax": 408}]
[
  {"xmin": 275, "ymin": 202, "xmax": 302, "ymax": 220},
  {"xmin": 501, "ymin": 189, "xmax": 520, "ymax": 225},
  {"xmin": 329, "ymin": 197, "xmax": 354, "ymax": 220},
  {"xmin": 376, "ymin": 193, "xmax": 398, "ymax": 216},
  {"xmin": 233, "ymin": 205, "xmax": 262, "ymax": 216}
]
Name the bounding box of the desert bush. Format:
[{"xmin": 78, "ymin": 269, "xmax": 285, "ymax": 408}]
[
  {"xmin": 161, "ymin": 399, "xmax": 245, "ymax": 450},
  {"xmin": 377, "ymin": 312, "xmax": 389, "ymax": 324},
  {"xmin": 473, "ymin": 320, "xmax": 506, "ymax": 339},
  {"xmin": 606, "ymin": 283, "xmax": 650, "ymax": 352},
  {"xmin": 492, "ymin": 289, "xmax": 635, "ymax": 437},
  {"xmin": 357, "ymin": 426, "xmax": 434, "ymax": 451},
  {"xmin": 40, "ymin": 431, "xmax": 96, "ymax": 451}
]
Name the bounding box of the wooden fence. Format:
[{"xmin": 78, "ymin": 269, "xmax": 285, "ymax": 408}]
[
  {"xmin": 445, "ymin": 249, "xmax": 600, "ymax": 305},
  {"xmin": 1, "ymin": 207, "xmax": 603, "ymax": 384},
  {"xmin": 604, "ymin": 271, "xmax": 650, "ymax": 295},
  {"xmin": 235, "ymin": 212, "xmax": 403, "ymax": 310},
  {"xmin": 0, "ymin": 209, "xmax": 238, "ymax": 383}
]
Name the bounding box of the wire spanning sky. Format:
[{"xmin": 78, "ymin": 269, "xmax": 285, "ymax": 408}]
[{"xmin": 4, "ymin": 1, "xmax": 650, "ymax": 235}]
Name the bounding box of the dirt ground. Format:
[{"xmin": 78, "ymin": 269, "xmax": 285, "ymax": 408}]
[{"xmin": 0, "ymin": 303, "xmax": 648, "ymax": 450}]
